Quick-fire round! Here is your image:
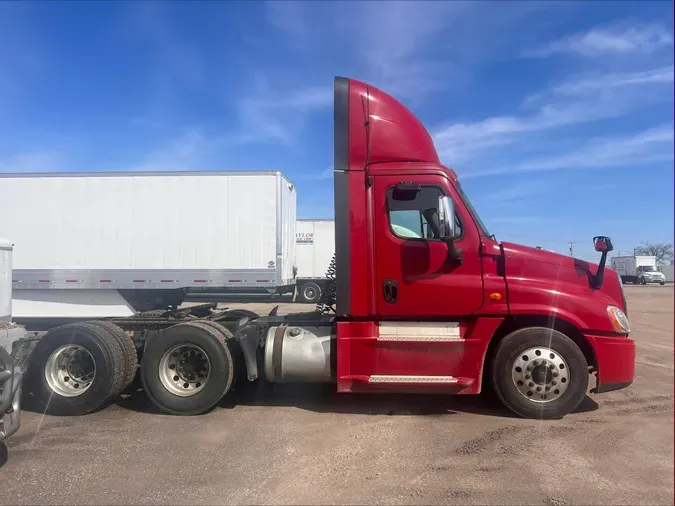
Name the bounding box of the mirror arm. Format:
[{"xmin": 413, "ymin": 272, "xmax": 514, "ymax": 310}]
[
  {"xmin": 444, "ymin": 238, "xmax": 463, "ymax": 265},
  {"xmin": 591, "ymin": 251, "xmax": 608, "ymax": 290}
]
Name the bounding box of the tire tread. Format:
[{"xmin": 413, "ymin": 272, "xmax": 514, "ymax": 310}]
[{"xmin": 89, "ymin": 321, "xmax": 139, "ymax": 390}]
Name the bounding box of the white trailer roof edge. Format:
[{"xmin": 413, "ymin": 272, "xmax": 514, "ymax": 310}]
[{"xmin": 0, "ymin": 169, "xmax": 296, "ymax": 187}]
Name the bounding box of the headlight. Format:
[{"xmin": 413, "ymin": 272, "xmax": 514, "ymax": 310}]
[{"xmin": 607, "ymin": 305, "xmax": 630, "ymax": 334}]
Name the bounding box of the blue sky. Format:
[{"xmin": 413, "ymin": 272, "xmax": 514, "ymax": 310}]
[{"xmin": 1, "ymin": 1, "xmax": 672, "ymax": 260}]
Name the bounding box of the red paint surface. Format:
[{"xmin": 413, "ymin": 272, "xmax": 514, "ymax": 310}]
[
  {"xmin": 502, "ymin": 241, "xmax": 626, "ymax": 331},
  {"xmin": 585, "ymin": 334, "xmax": 636, "ymax": 386},
  {"xmin": 336, "ymin": 77, "xmax": 635, "ymax": 394},
  {"xmin": 336, "ymin": 318, "xmax": 503, "ymax": 394},
  {"xmin": 372, "ymin": 168, "xmax": 483, "ymax": 317}
]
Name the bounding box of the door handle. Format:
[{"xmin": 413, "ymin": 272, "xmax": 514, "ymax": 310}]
[{"xmin": 383, "ymin": 279, "xmax": 398, "ymax": 304}]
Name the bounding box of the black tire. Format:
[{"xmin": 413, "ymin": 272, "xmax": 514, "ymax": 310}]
[
  {"xmin": 88, "ymin": 321, "xmax": 139, "ymax": 390},
  {"xmin": 640, "ymin": 277, "xmax": 647, "ymax": 285},
  {"xmin": 299, "ymin": 282, "xmax": 322, "ymax": 304},
  {"xmin": 660, "ymin": 281, "xmax": 666, "ymax": 286},
  {"xmin": 193, "ymin": 320, "xmax": 244, "ymax": 384},
  {"xmin": 491, "ymin": 327, "xmax": 588, "ymax": 420},
  {"xmin": 25, "ymin": 322, "xmax": 126, "ymax": 416},
  {"xmin": 140, "ymin": 321, "xmax": 235, "ymax": 415}
]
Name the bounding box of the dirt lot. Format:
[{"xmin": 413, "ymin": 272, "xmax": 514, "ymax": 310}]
[{"xmin": 1, "ymin": 286, "xmax": 673, "ymax": 505}]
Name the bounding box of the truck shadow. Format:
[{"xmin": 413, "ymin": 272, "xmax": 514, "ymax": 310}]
[{"xmin": 116, "ymin": 381, "xmax": 599, "ymax": 419}]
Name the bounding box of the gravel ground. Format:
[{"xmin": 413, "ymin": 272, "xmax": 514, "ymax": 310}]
[{"xmin": 1, "ymin": 286, "xmax": 672, "ymax": 505}]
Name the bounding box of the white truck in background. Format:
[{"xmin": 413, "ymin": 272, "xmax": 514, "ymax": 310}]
[
  {"xmin": 294, "ymin": 219, "xmax": 335, "ymax": 303},
  {"xmin": 1, "ymin": 171, "xmax": 297, "ymax": 330},
  {"xmin": 610, "ymin": 255, "xmax": 666, "ymax": 285}
]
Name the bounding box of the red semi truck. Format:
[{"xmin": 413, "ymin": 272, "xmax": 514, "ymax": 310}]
[{"xmin": 12, "ymin": 77, "xmax": 635, "ymax": 420}]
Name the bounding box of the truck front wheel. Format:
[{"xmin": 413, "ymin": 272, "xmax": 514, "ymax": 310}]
[
  {"xmin": 491, "ymin": 327, "xmax": 588, "ymax": 420},
  {"xmin": 140, "ymin": 321, "xmax": 236, "ymax": 415}
]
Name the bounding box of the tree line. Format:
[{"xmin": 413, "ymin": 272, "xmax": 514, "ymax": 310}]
[{"xmin": 634, "ymin": 242, "xmax": 674, "ymax": 265}]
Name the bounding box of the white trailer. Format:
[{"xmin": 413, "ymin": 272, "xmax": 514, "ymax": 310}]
[
  {"xmin": 1, "ymin": 171, "xmax": 297, "ymax": 328},
  {"xmin": 610, "ymin": 255, "xmax": 666, "ymax": 285},
  {"xmin": 294, "ymin": 219, "xmax": 335, "ymax": 303}
]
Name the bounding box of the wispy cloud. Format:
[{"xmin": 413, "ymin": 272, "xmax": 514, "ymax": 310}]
[
  {"xmin": 434, "ymin": 62, "xmax": 673, "ymax": 164},
  {"xmin": 301, "ymin": 165, "xmax": 334, "ymax": 181},
  {"xmin": 524, "ymin": 66, "xmax": 673, "ymax": 105},
  {"xmin": 265, "ymin": 1, "xmax": 547, "ymax": 101},
  {"xmin": 481, "ymin": 180, "xmax": 553, "ymax": 203},
  {"xmin": 119, "ymin": 127, "xmax": 213, "ymax": 172},
  {"xmin": 0, "ymin": 151, "xmax": 65, "ymax": 173},
  {"xmin": 265, "ymin": 0, "xmax": 463, "ymax": 99},
  {"xmin": 433, "ymin": 97, "xmax": 621, "ymax": 162},
  {"xmin": 464, "ymin": 125, "xmax": 673, "ymax": 178},
  {"xmin": 233, "ymin": 84, "xmax": 332, "ymax": 146},
  {"xmin": 524, "ymin": 22, "xmax": 673, "ymax": 58},
  {"xmin": 489, "ymin": 216, "xmax": 551, "ymax": 225}
]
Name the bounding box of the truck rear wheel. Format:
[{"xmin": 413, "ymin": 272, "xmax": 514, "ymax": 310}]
[
  {"xmin": 190, "ymin": 320, "xmax": 244, "ymax": 384},
  {"xmin": 491, "ymin": 327, "xmax": 588, "ymax": 420},
  {"xmin": 87, "ymin": 321, "xmax": 139, "ymax": 390},
  {"xmin": 26, "ymin": 322, "xmax": 126, "ymax": 416},
  {"xmin": 140, "ymin": 321, "xmax": 235, "ymax": 415},
  {"xmin": 299, "ymin": 282, "xmax": 322, "ymax": 304}
]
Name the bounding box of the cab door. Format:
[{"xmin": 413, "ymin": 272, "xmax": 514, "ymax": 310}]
[{"xmin": 373, "ymin": 173, "xmax": 484, "ymax": 317}]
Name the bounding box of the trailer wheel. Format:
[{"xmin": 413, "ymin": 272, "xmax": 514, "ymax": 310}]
[
  {"xmin": 140, "ymin": 322, "xmax": 235, "ymax": 415},
  {"xmin": 299, "ymin": 282, "xmax": 322, "ymax": 304},
  {"xmin": 25, "ymin": 322, "xmax": 126, "ymax": 416},
  {"xmin": 87, "ymin": 321, "xmax": 139, "ymax": 390},
  {"xmin": 491, "ymin": 327, "xmax": 588, "ymax": 420}
]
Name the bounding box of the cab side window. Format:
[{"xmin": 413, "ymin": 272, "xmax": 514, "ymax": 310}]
[{"xmin": 387, "ymin": 186, "xmax": 462, "ymax": 240}]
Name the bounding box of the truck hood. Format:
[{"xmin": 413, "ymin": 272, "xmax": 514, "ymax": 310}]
[
  {"xmin": 501, "ymin": 241, "xmax": 626, "ymax": 332},
  {"xmin": 502, "ymin": 242, "xmax": 577, "ymax": 270}
]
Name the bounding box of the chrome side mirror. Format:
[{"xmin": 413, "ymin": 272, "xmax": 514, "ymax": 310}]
[{"xmin": 438, "ymin": 195, "xmax": 456, "ymax": 240}]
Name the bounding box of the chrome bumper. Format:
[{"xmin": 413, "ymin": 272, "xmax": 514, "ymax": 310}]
[{"xmin": 0, "ymin": 346, "xmax": 22, "ymax": 441}]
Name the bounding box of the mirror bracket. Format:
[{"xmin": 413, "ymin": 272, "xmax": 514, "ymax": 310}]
[{"xmin": 591, "ymin": 236, "xmax": 614, "ymax": 289}]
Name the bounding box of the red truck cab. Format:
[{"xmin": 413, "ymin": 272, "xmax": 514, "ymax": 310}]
[{"xmin": 330, "ymin": 77, "xmax": 635, "ymax": 419}]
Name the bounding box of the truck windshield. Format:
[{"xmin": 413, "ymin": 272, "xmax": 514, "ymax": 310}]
[
  {"xmin": 456, "ymin": 182, "xmax": 492, "ymax": 238},
  {"xmin": 641, "ymin": 266, "xmax": 659, "ymax": 272}
]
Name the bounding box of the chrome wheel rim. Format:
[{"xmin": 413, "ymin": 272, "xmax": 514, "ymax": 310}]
[
  {"xmin": 159, "ymin": 344, "xmax": 211, "ymax": 397},
  {"xmin": 511, "ymin": 347, "xmax": 570, "ymax": 403},
  {"xmin": 45, "ymin": 345, "xmax": 96, "ymax": 397},
  {"xmin": 303, "ymin": 286, "xmax": 317, "ymax": 300}
]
